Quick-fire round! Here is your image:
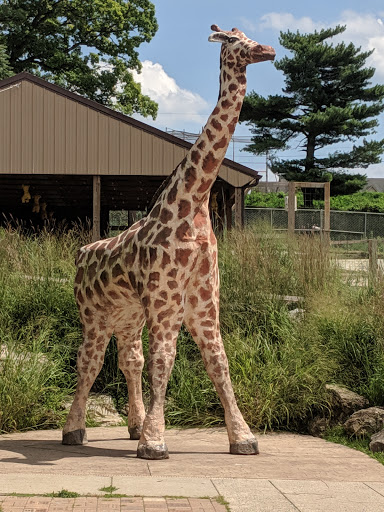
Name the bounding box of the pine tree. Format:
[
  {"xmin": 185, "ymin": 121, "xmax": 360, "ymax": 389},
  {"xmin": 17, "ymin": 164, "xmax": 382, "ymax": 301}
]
[
  {"xmin": 0, "ymin": 43, "xmax": 12, "ymax": 79},
  {"xmin": 240, "ymin": 26, "xmax": 384, "ymax": 195}
]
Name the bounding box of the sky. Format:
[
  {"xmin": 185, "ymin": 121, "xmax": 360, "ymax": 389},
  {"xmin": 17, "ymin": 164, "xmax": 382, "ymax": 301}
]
[{"xmin": 129, "ymin": 0, "xmax": 384, "ymax": 182}]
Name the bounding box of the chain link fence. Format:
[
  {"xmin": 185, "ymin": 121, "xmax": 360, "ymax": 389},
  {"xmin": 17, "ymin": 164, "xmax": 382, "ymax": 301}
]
[{"xmin": 245, "ymin": 208, "xmax": 384, "ymax": 240}]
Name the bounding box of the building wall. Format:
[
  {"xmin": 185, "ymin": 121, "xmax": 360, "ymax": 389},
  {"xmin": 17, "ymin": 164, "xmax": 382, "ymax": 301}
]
[{"xmin": 0, "ymin": 79, "xmax": 251, "ymax": 187}]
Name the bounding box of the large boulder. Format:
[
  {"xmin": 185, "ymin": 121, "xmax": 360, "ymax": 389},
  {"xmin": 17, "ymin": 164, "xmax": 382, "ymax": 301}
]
[
  {"xmin": 308, "ymin": 385, "xmax": 369, "ymax": 437},
  {"xmin": 344, "ymin": 407, "xmax": 384, "ymax": 437},
  {"xmin": 370, "ymin": 430, "xmax": 384, "ymax": 453},
  {"xmin": 325, "ymin": 384, "xmax": 369, "ymax": 422}
]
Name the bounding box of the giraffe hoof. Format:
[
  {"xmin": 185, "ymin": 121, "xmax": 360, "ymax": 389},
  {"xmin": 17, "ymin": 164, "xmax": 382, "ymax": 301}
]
[
  {"xmin": 230, "ymin": 439, "xmax": 259, "ymax": 455},
  {"xmin": 137, "ymin": 442, "xmax": 169, "ymax": 460},
  {"xmin": 62, "ymin": 429, "xmax": 88, "ymax": 445},
  {"xmin": 128, "ymin": 425, "xmax": 143, "ymax": 440}
]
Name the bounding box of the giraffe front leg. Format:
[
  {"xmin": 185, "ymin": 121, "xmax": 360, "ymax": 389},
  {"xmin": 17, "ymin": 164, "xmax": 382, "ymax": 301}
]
[
  {"xmin": 136, "ymin": 306, "xmax": 183, "ymax": 460},
  {"xmin": 115, "ymin": 319, "xmax": 146, "ymax": 440},
  {"xmin": 184, "ymin": 307, "xmax": 259, "ymax": 455},
  {"xmin": 63, "ymin": 319, "xmax": 112, "ymax": 445}
]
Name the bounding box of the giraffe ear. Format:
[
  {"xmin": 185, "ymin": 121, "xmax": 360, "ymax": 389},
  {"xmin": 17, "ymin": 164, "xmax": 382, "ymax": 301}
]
[{"xmin": 208, "ymin": 32, "xmax": 229, "ymax": 43}]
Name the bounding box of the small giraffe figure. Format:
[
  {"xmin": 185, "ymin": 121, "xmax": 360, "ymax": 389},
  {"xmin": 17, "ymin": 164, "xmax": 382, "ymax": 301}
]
[
  {"xmin": 63, "ymin": 25, "xmax": 275, "ymax": 459},
  {"xmin": 32, "ymin": 195, "xmax": 41, "ymax": 213},
  {"xmin": 21, "ymin": 184, "xmax": 31, "ymax": 204}
]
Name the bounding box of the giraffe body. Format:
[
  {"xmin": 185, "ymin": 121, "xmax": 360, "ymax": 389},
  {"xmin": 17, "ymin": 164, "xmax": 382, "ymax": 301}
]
[{"xmin": 63, "ymin": 25, "xmax": 275, "ymax": 459}]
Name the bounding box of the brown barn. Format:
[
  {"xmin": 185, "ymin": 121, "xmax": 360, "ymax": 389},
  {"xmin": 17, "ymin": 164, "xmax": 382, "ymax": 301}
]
[{"xmin": 0, "ymin": 72, "xmax": 260, "ymax": 239}]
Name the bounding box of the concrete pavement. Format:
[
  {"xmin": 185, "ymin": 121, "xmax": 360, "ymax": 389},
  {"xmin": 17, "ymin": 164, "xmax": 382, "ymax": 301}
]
[{"xmin": 1, "ymin": 427, "xmax": 384, "ymax": 511}]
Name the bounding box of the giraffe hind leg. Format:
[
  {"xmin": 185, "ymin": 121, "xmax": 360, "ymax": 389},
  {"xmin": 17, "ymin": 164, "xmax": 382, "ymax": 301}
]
[
  {"xmin": 62, "ymin": 316, "xmax": 112, "ymax": 445},
  {"xmin": 115, "ymin": 315, "xmax": 146, "ymax": 441}
]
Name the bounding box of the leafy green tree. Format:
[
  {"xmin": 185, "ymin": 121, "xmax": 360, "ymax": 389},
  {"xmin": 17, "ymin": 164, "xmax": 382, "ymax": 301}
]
[
  {"xmin": 0, "ymin": 0, "xmax": 158, "ymax": 117},
  {"xmin": 240, "ymin": 26, "xmax": 384, "ymax": 196},
  {"xmin": 0, "ymin": 43, "xmax": 12, "ymax": 79}
]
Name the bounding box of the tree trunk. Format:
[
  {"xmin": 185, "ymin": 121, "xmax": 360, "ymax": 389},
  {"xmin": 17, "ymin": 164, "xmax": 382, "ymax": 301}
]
[{"xmin": 305, "ymin": 134, "xmax": 316, "ymax": 172}]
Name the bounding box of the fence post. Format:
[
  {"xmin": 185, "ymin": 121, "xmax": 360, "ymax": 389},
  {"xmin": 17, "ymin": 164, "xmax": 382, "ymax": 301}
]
[
  {"xmin": 234, "ymin": 187, "xmax": 244, "ymax": 228},
  {"xmin": 364, "ymin": 213, "xmax": 367, "ymax": 238},
  {"xmin": 288, "ymin": 182, "xmax": 296, "ymax": 235},
  {"xmin": 368, "ymin": 239, "xmax": 378, "ymax": 280}
]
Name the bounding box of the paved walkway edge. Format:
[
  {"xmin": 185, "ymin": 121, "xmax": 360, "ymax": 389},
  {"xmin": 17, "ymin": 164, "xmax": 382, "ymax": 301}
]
[{"xmin": 0, "ymin": 473, "xmax": 219, "ymax": 497}]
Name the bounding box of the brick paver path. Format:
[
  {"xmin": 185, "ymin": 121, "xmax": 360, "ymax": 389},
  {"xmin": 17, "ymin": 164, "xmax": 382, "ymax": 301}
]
[{"xmin": 0, "ymin": 496, "xmax": 226, "ymax": 512}]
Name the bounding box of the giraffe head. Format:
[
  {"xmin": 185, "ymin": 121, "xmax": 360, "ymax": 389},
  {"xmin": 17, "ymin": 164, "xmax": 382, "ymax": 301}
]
[{"xmin": 208, "ymin": 25, "xmax": 275, "ymax": 67}]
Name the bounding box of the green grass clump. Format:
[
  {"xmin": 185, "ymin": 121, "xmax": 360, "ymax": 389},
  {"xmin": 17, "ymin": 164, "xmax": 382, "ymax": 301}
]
[
  {"xmin": 1, "ymin": 222, "xmax": 384, "ymax": 434},
  {"xmin": 44, "ymin": 489, "xmax": 80, "ymax": 498}
]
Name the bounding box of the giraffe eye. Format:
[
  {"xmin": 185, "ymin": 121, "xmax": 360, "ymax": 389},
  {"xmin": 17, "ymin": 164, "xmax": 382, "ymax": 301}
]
[{"xmin": 228, "ymin": 37, "xmax": 239, "ymax": 44}]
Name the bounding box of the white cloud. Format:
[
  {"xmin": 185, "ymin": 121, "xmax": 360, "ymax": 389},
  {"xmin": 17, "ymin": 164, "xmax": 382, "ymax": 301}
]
[
  {"xmin": 238, "ymin": 17, "xmax": 257, "ymax": 34},
  {"xmin": 336, "ymin": 11, "xmax": 384, "ymax": 79},
  {"xmin": 259, "ymin": 10, "xmax": 384, "ymax": 80},
  {"xmin": 132, "ymin": 61, "xmax": 209, "ymax": 131},
  {"xmin": 259, "ymin": 12, "xmax": 322, "ymax": 33}
]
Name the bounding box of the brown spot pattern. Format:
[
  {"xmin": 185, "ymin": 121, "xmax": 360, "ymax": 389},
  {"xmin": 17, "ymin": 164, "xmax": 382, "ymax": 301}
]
[
  {"xmin": 211, "ymin": 118, "xmax": 222, "ymax": 131},
  {"xmin": 175, "ymin": 221, "xmax": 191, "ymax": 241},
  {"xmin": 191, "ymin": 150, "xmax": 201, "ymax": 164},
  {"xmin": 137, "ymin": 220, "xmax": 156, "ymax": 242},
  {"xmin": 175, "ymin": 248, "xmax": 193, "ymax": 267},
  {"xmin": 107, "ymin": 238, "xmax": 118, "ymax": 250},
  {"xmin": 160, "ymin": 208, "xmax": 173, "ymax": 224},
  {"xmin": 213, "ymin": 136, "xmax": 228, "ymax": 151},
  {"xmin": 112, "ymin": 264, "xmax": 124, "ymax": 279},
  {"xmin": 199, "ymin": 258, "xmax": 210, "ymax": 276},
  {"xmin": 202, "ymin": 152, "xmax": 218, "ymax": 174},
  {"xmin": 178, "ymin": 199, "xmax": 191, "ymax": 219},
  {"xmin": 197, "ymin": 179, "xmax": 213, "ymax": 194},
  {"xmin": 75, "ymin": 267, "xmax": 84, "ymax": 284},
  {"xmin": 157, "ymin": 308, "xmax": 175, "ymax": 323},
  {"xmin": 199, "ymin": 287, "xmax": 211, "ymax": 301},
  {"xmin": 153, "ymin": 227, "xmax": 172, "ymax": 245},
  {"xmin": 149, "ymin": 247, "xmax": 157, "ymax": 266},
  {"xmin": 167, "ymin": 181, "xmax": 178, "ymax": 205},
  {"xmin": 160, "ymin": 251, "xmax": 171, "ymax": 269},
  {"xmin": 185, "ymin": 166, "xmax": 197, "ymax": 192},
  {"xmin": 125, "ymin": 244, "xmax": 137, "ymax": 267},
  {"xmin": 221, "ymin": 99, "xmax": 233, "ymax": 109}
]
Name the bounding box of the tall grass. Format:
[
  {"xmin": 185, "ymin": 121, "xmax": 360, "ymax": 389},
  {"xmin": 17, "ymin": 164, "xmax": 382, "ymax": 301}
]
[{"xmin": 1, "ymin": 222, "xmax": 384, "ymax": 433}]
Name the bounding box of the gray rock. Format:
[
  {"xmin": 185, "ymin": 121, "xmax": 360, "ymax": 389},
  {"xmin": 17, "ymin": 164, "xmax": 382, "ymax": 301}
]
[
  {"xmin": 308, "ymin": 385, "xmax": 369, "ymax": 438},
  {"xmin": 308, "ymin": 416, "xmax": 330, "ymax": 437},
  {"xmin": 370, "ymin": 430, "xmax": 384, "ymax": 453},
  {"xmin": 326, "ymin": 384, "xmax": 369, "ymax": 423},
  {"xmin": 64, "ymin": 393, "xmax": 124, "ymax": 427},
  {"xmin": 86, "ymin": 394, "xmax": 124, "ymax": 426},
  {"xmin": 344, "ymin": 407, "xmax": 384, "ymax": 437}
]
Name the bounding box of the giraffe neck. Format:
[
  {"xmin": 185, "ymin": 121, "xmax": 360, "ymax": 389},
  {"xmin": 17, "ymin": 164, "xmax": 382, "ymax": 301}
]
[
  {"xmin": 180, "ymin": 63, "xmax": 247, "ymax": 200},
  {"xmin": 151, "ymin": 62, "xmax": 247, "ymax": 217}
]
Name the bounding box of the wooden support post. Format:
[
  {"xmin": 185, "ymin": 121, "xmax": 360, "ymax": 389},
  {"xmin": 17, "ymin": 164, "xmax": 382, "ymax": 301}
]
[
  {"xmin": 323, "ymin": 182, "xmax": 331, "ymax": 243},
  {"xmin": 225, "ymin": 190, "xmax": 233, "ymax": 231},
  {"xmin": 234, "ymin": 187, "xmax": 244, "ymax": 228},
  {"xmin": 92, "ymin": 175, "xmax": 101, "ymax": 242},
  {"xmin": 288, "ymin": 181, "xmax": 296, "ymax": 235},
  {"xmin": 369, "ymin": 239, "xmax": 378, "ymax": 280}
]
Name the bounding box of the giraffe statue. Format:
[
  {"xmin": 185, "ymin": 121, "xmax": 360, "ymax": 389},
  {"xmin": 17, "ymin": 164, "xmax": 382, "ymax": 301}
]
[{"xmin": 63, "ymin": 25, "xmax": 275, "ymax": 459}]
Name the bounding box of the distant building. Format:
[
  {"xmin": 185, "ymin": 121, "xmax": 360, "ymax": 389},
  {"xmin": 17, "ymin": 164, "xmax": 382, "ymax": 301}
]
[{"xmin": 363, "ymin": 178, "xmax": 384, "ymax": 192}]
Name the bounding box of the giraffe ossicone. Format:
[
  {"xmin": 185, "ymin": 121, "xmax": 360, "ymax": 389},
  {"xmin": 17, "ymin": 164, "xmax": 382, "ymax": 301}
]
[{"xmin": 62, "ymin": 25, "xmax": 275, "ymax": 459}]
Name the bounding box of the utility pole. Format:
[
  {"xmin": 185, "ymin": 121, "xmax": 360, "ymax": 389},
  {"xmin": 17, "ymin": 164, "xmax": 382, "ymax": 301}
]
[{"xmin": 265, "ymin": 151, "xmax": 269, "ymax": 191}]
